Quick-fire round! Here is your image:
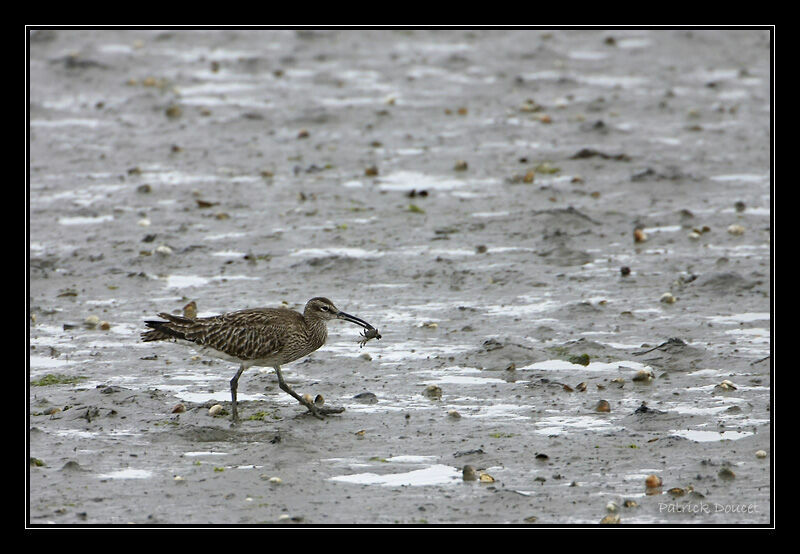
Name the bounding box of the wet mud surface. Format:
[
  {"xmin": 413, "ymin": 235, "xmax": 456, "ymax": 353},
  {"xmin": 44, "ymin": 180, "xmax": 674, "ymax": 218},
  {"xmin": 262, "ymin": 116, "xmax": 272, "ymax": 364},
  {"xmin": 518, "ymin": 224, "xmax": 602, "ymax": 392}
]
[{"xmin": 28, "ymin": 29, "xmax": 771, "ymax": 525}]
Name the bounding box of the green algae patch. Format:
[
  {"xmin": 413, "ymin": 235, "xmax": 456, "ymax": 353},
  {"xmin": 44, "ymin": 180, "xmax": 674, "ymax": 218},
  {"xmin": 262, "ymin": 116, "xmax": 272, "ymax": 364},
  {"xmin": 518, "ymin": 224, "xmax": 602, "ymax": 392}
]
[
  {"xmin": 30, "ymin": 374, "xmax": 86, "ymax": 387},
  {"xmin": 567, "ymin": 353, "xmax": 591, "ymax": 366}
]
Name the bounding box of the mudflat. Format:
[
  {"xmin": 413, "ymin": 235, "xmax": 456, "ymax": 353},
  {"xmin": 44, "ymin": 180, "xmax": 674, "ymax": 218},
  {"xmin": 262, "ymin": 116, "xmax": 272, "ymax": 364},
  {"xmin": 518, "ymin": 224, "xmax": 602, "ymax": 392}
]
[{"xmin": 28, "ymin": 29, "xmax": 771, "ymax": 525}]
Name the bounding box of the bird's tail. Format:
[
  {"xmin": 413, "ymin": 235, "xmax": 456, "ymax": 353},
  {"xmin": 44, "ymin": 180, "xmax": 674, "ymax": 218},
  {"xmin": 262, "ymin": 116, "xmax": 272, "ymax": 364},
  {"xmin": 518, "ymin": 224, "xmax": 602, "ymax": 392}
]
[{"xmin": 141, "ymin": 312, "xmax": 195, "ymax": 342}]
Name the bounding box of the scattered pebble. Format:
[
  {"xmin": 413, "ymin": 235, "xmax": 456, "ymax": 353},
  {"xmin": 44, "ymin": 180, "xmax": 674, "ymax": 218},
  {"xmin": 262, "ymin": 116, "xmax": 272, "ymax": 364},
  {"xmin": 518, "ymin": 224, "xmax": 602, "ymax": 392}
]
[
  {"xmin": 479, "ymin": 472, "xmax": 495, "ymax": 483},
  {"xmin": 600, "ymin": 514, "xmax": 620, "ymax": 524},
  {"xmin": 208, "ymin": 404, "xmax": 224, "ymax": 417},
  {"xmin": 353, "ymin": 392, "xmax": 378, "ymax": 405},
  {"xmin": 171, "ymin": 403, "xmax": 186, "ymax": 413},
  {"xmin": 269, "ymin": 477, "xmax": 282, "ymax": 484},
  {"xmin": 423, "ymin": 385, "xmax": 442, "ymax": 400},
  {"xmin": 314, "ymin": 394, "xmax": 325, "ymax": 407},
  {"xmin": 364, "ymin": 165, "xmax": 379, "ymax": 176},
  {"xmin": 645, "ymin": 474, "xmax": 663, "ymax": 488},
  {"xmin": 606, "ymin": 501, "xmax": 618, "ymax": 512},
  {"xmin": 454, "ymin": 160, "xmax": 468, "ymax": 171},
  {"xmin": 99, "ymin": 321, "xmax": 111, "ymax": 331},
  {"xmin": 633, "ymin": 228, "xmax": 648, "ymax": 243},
  {"xmin": 447, "ymin": 410, "xmax": 461, "ymax": 419},
  {"xmin": 165, "ymin": 104, "xmax": 182, "ymax": 118},
  {"xmin": 620, "ymin": 266, "xmax": 631, "ymax": 276},
  {"xmin": 594, "ymin": 400, "xmax": 611, "ymax": 413},
  {"xmin": 727, "ymin": 224, "xmax": 746, "ymax": 235},
  {"xmin": 155, "ymin": 245, "xmax": 173, "ymax": 256},
  {"xmin": 688, "ymin": 231, "xmax": 702, "ymax": 240},
  {"xmin": 462, "ymin": 465, "xmax": 478, "ymax": 481},
  {"xmin": 632, "ymin": 370, "xmax": 654, "ymax": 383},
  {"xmin": 660, "ymin": 292, "xmax": 676, "ymax": 304},
  {"xmin": 522, "ymin": 170, "xmax": 535, "ymax": 184},
  {"xmin": 85, "ymin": 315, "xmax": 100, "ymax": 328},
  {"xmin": 734, "ymin": 201, "xmax": 746, "ymax": 212},
  {"xmin": 718, "ymin": 467, "xmax": 736, "ymax": 480},
  {"xmin": 715, "ymin": 379, "xmax": 737, "ymax": 391},
  {"xmin": 755, "ymin": 450, "xmax": 767, "ymax": 459}
]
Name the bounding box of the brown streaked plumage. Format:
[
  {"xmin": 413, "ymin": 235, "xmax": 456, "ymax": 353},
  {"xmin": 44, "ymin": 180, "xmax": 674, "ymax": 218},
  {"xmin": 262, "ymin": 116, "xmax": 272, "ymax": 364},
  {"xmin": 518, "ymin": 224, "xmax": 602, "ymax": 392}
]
[{"xmin": 141, "ymin": 297, "xmax": 380, "ymax": 422}]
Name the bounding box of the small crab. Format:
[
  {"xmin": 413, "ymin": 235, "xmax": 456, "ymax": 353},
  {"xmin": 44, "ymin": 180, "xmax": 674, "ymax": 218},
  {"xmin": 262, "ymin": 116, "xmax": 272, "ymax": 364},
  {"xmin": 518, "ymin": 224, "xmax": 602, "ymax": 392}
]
[{"xmin": 358, "ymin": 326, "xmax": 382, "ymax": 348}]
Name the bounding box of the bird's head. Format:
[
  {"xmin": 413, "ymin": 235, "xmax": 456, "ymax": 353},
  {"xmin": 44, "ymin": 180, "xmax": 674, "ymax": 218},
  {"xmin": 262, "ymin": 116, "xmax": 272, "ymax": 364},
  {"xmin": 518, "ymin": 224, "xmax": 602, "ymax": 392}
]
[{"xmin": 304, "ymin": 297, "xmax": 372, "ymax": 329}]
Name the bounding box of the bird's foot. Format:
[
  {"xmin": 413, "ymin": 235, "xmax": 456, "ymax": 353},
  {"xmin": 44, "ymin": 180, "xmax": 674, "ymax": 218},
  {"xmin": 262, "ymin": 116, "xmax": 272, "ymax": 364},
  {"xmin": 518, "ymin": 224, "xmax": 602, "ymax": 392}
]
[
  {"xmin": 318, "ymin": 405, "xmax": 345, "ymax": 415},
  {"xmin": 298, "ymin": 398, "xmax": 344, "ymax": 419}
]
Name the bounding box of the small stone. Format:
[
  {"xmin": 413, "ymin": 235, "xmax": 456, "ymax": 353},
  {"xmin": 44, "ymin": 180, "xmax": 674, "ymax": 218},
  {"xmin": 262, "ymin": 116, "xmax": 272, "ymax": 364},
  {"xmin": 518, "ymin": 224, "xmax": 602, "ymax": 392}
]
[
  {"xmin": 353, "ymin": 392, "xmax": 378, "ymax": 404},
  {"xmin": 208, "ymin": 404, "xmax": 224, "ymax": 417},
  {"xmin": 715, "ymin": 380, "xmax": 737, "ymax": 391},
  {"xmin": 620, "ymin": 266, "xmax": 631, "ymax": 276},
  {"xmin": 755, "ymin": 450, "xmax": 767, "ymax": 459},
  {"xmin": 454, "ymin": 160, "xmax": 468, "ymax": 171},
  {"xmin": 727, "ymin": 224, "xmax": 746, "ymax": 236},
  {"xmin": 165, "ymin": 104, "xmax": 182, "ymax": 118},
  {"xmin": 718, "ymin": 467, "xmax": 736, "ymax": 480},
  {"xmin": 155, "ymin": 245, "xmax": 173, "ymax": 256},
  {"xmin": 632, "ymin": 370, "xmax": 654, "ymax": 382},
  {"xmin": 269, "ymin": 477, "xmax": 282, "ymax": 484},
  {"xmin": 594, "ymin": 400, "xmax": 611, "ymax": 413},
  {"xmin": 462, "ymin": 465, "xmax": 478, "ymax": 481},
  {"xmin": 423, "ymin": 385, "xmax": 442, "ymax": 400},
  {"xmin": 85, "ymin": 315, "xmax": 100, "ymax": 328},
  {"xmin": 645, "ymin": 474, "xmax": 662, "ymax": 488},
  {"xmin": 99, "ymin": 321, "xmax": 111, "ymax": 331},
  {"xmin": 606, "ymin": 501, "xmax": 618, "ymax": 512},
  {"xmin": 172, "ymin": 403, "xmax": 186, "ymax": 413},
  {"xmin": 479, "ymin": 472, "xmax": 495, "ymax": 483},
  {"xmin": 633, "ymin": 228, "xmax": 647, "ymax": 243},
  {"xmin": 660, "ymin": 292, "xmax": 676, "ymax": 304},
  {"xmin": 600, "ymin": 514, "xmax": 620, "ymax": 524},
  {"xmin": 447, "ymin": 410, "xmax": 461, "ymax": 419},
  {"xmin": 364, "ymin": 165, "xmax": 379, "ymax": 176}
]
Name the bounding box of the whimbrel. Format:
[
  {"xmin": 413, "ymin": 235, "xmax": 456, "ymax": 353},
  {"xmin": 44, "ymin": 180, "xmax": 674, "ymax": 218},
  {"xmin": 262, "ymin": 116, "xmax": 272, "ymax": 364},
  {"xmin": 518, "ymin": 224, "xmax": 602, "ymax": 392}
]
[{"xmin": 141, "ymin": 297, "xmax": 380, "ymax": 422}]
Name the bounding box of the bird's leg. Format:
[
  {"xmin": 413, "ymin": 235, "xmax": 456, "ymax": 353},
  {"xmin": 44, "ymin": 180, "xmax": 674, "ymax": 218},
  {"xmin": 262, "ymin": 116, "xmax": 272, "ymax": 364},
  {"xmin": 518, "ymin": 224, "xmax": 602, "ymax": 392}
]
[
  {"xmin": 230, "ymin": 364, "xmax": 245, "ymax": 424},
  {"xmin": 273, "ymin": 366, "xmax": 324, "ymax": 420}
]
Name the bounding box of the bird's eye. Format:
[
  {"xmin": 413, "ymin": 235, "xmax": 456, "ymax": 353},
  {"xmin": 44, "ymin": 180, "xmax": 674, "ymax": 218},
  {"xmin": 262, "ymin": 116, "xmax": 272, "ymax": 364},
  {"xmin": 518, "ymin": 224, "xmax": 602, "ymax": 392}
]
[{"xmin": 320, "ymin": 306, "xmax": 329, "ymax": 312}]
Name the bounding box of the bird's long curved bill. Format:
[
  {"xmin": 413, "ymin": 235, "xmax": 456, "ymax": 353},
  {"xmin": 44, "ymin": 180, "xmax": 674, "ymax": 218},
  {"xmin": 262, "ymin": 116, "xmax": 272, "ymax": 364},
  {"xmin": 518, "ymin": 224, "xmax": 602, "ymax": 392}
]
[{"xmin": 337, "ymin": 311, "xmax": 374, "ymax": 330}]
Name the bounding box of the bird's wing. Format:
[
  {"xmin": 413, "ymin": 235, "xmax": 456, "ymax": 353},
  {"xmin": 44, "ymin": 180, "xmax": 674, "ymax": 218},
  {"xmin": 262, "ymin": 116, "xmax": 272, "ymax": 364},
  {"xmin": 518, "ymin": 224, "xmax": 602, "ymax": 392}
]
[{"xmin": 184, "ymin": 308, "xmax": 297, "ymax": 360}]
